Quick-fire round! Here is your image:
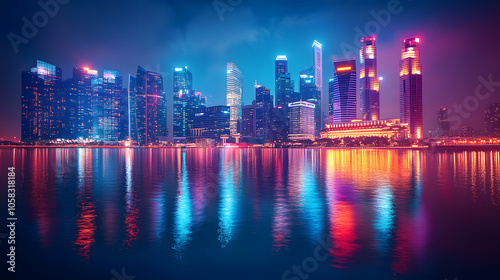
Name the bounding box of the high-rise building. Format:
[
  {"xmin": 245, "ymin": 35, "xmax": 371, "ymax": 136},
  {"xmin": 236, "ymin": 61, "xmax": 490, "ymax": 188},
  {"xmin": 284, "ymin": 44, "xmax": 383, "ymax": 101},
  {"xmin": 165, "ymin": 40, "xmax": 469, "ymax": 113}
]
[
  {"xmin": 328, "ymin": 78, "xmax": 334, "ymax": 123},
  {"xmin": 62, "ymin": 77, "xmax": 78, "ymax": 140},
  {"xmin": 135, "ymin": 66, "xmax": 167, "ymax": 145},
  {"xmin": 332, "ymin": 59, "xmax": 357, "ymax": 123},
  {"xmin": 276, "ymin": 73, "xmax": 294, "ymax": 109},
  {"xmin": 400, "ymin": 37, "xmax": 423, "ymax": 139},
  {"xmin": 21, "ymin": 60, "xmax": 63, "ymax": 143},
  {"xmin": 275, "ymin": 55, "xmax": 288, "ymax": 105},
  {"xmin": 269, "ymin": 106, "xmax": 288, "ymax": 142},
  {"xmin": 127, "ymin": 75, "xmax": 137, "ymax": 141},
  {"xmin": 73, "ymin": 66, "xmax": 98, "ymax": 139},
  {"xmin": 360, "ymin": 36, "xmax": 380, "ymax": 121},
  {"xmin": 299, "ymin": 67, "xmax": 321, "ymax": 136},
  {"xmin": 255, "ymin": 84, "xmax": 272, "ymax": 140},
  {"xmin": 226, "ymin": 62, "xmax": 243, "ymax": 135},
  {"xmin": 185, "ymin": 91, "xmax": 207, "ymax": 136},
  {"xmin": 241, "ymin": 103, "xmax": 255, "ymax": 137},
  {"xmin": 192, "ymin": 106, "xmax": 230, "ymax": 139},
  {"xmin": 485, "ymin": 103, "xmax": 500, "ymax": 137},
  {"xmin": 437, "ymin": 107, "xmax": 451, "ymax": 137},
  {"xmin": 91, "ymin": 70, "xmax": 123, "ymax": 141},
  {"xmin": 173, "ymin": 67, "xmax": 193, "ymax": 137},
  {"xmin": 173, "ymin": 66, "xmax": 192, "ymax": 93},
  {"xmin": 288, "ymin": 101, "xmax": 316, "ymax": 141},
  {"xmin": 312, "ymin": 40, "xmax": 323, "ymax": 128}
]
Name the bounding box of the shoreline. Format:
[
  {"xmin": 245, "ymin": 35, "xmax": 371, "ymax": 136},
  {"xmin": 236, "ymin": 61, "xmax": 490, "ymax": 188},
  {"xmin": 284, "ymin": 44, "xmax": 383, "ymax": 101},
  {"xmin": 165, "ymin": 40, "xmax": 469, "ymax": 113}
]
[{"xmin": 1, "ymin": 145, "xmax": 499, "ymax": 150}]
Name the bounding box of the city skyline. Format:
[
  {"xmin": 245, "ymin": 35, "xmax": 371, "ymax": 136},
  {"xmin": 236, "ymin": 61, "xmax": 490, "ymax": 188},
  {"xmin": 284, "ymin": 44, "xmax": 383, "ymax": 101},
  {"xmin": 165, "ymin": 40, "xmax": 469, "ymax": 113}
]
[{"xmin": 2, "ymin": 0, "xmax": 500, "ymax": 141}]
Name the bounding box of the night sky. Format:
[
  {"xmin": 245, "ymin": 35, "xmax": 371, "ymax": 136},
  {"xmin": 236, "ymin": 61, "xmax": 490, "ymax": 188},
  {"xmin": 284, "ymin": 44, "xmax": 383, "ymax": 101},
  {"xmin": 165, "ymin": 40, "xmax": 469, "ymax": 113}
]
[{"xmin": 1, "ymin": 0, "xmax": 499, "ymax": 140}]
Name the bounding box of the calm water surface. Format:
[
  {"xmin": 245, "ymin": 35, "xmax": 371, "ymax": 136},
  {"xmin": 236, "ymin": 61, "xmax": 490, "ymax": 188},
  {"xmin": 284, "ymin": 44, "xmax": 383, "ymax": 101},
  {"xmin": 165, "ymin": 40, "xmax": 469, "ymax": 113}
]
[{"xmin": 1, "ymin": 148, "xmax": 500, "ymax": 280}]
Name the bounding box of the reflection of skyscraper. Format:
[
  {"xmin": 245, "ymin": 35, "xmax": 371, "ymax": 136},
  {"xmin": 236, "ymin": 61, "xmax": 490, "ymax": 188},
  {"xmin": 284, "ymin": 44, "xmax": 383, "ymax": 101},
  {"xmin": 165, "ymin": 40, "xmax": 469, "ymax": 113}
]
[
  {"xmin": 21, "ymin": 60, "xmax": 63, "ymax": 143},
  {"xmin": 437, "ymin": 107, "xmax": 450, "ymax": 137},
  {"xmin": 226, "ymin": 62, "xmax": 243, "ymax": 135},
  {"xmin": 332, "ymin": 59, "xmax": 357, "ymax": 123},
  {"xmin": 360, "ymin": 36, "xmax": 380, "ymax": 121},
  {"xmin": 485, "ymin": 103, "xmax": 500, "ymax": 137},
  {"xmin": 400, "ymin": 37, "xmax": 423, "ymax": 139},
  {"xmin": 135, "ymin": 66, "xmax": 167, "ymax": 145}
]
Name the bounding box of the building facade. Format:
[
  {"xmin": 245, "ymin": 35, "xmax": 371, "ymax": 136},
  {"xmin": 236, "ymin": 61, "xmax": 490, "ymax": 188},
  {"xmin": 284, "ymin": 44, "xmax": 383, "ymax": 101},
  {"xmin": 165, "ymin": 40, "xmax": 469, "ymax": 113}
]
[
  {"xmin": 135, "ymin": 66, "xmax": 167, "ymax": 145},
  {"xmin": 321, "ymin": 119, "xmax": 408, "ymax": 140},
  {"xmin": 288, "ymin": 101, "xmax": 315, "ymax": 141},
  {"xmin": 21, "ymin": 60, "xmax": 63, "ymax": 143},
  {"xmin": 192, "ymin": 105, "xmax": 230, "ymax": 139},
  {"xmin": 485, "ymin": 103, "xmax": 500, "ymax": 137},
  {"xmin": 255, "ymin": 85, "xmax": 272, "ymax": 140}
]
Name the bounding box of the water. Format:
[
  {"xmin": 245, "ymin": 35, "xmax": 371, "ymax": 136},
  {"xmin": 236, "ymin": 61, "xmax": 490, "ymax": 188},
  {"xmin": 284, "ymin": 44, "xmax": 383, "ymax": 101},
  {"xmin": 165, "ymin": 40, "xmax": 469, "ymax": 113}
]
[{"xmin": 1, "ymin": 148, "xmax": 500, "ymax": 280}]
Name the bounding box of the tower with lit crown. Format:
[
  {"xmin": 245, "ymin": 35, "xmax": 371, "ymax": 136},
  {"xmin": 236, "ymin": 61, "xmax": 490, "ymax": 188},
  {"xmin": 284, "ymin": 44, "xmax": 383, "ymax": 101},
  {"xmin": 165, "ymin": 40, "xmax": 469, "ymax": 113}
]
[
  {"xmin": 360, "ymin": 36, "xmax": 380, "ymax": 120},
  {"xmin": 400, "ymin": 37, "xmax": 423, "ymax": 139}
]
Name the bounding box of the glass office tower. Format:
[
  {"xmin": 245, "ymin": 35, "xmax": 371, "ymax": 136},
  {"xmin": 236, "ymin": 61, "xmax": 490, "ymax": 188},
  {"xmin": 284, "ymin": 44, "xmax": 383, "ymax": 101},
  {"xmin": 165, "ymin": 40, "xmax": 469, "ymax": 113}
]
[{"xmin": 332, "ymin": 59, "xmax": 357, "ymax": 123}]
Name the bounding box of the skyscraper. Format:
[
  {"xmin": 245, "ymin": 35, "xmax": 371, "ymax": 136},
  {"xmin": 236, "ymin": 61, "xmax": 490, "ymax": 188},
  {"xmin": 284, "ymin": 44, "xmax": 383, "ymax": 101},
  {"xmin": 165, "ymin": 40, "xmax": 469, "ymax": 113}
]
[
  {"xmin": 437, "ymin": 107, "xmax": 450, "ymax": 137},
  {"xmin": 276, "ymin": 73, "xmax": 294, "ymax": 108},
  {"xmin": 288, "ymin": 101, "xmax": 316, "ymax": 141},
  {"xmin": 127, "ymin": 74, "xmax": 137, "ymax": 141},
  {"xmin": 226, "ymin": 62, "xmax": 243, "ymax": 135},
  {"xmin": 360, "ymin": 36, "xmax": 380, "ymax": 121},
  {"xmin": 135, "ymin": 66, "xmax": 167, "ymax": 145},
  {"xmin": 332, "ymin": 59, "xmax": 357, "ymax": 123},
  {"xmin": 400, "ymin": 37, "xmax": 423, "ymax": 139},
  {"xmin": 173, "ymin": 66, "xmax": 192, "ymax": 93},
  {"xmin": 173, "ymin": 67, "xmax": 193, "ymax": 137},
  {"xmin": 241, "ymin": 103, "xmax": 255, "ymax": 137},
  {"xmin": 275, "ymin": 55, "xmax": 288, "ymax": 105},
  {"xmin": 185, "ymin": 91, "xmax": 207, "ymax": 136},
  {"xmin": 91, "ymin": 70, "xmax": 123, "ymax": 141},
  {"xmin": 485, "ymin": 103, "xmax": 500, "ymax": 137},
  {"xmin": 21, "ymin": 60, "xmax": 63, "ymax": 143},
  {"xmin": 312, "ymin": 40, "xmax": 323, "ymax": 128},
  {"xmin": 73, "ymin": 66, "xmax": 98, "ymax": 139},
  {"xmin": 255, "ymin": 84, "xmax": 272, "ymax": 140},
  {"xmin": 328, "ymin": 78, "xmax": 334, "ymax": 123},
  {"xmin": 299, "ymin": 67, "xmax": 320, "ymax": 136}
]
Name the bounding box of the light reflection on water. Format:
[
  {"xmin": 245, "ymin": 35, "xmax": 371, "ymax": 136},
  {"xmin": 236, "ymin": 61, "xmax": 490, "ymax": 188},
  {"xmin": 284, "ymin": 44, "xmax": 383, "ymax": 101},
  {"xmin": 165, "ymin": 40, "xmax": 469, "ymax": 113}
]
[{"xmin": 3, "ymin": 148, "xmax": 500, "ymax": 279}]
